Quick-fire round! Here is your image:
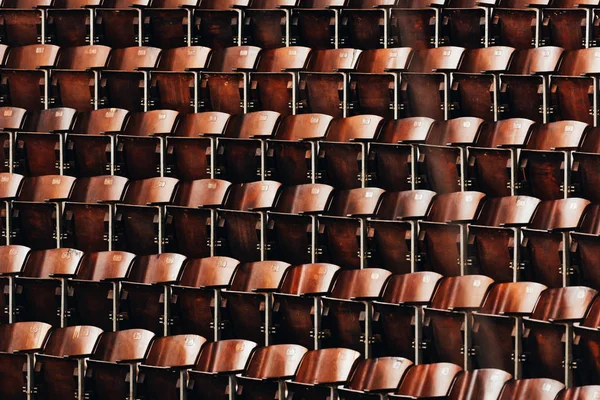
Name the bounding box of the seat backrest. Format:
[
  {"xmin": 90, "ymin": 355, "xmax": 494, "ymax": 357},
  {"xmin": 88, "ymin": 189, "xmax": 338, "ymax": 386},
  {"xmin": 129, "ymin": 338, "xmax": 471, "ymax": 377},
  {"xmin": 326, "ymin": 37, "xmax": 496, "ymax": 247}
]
[
  {"xmin": 377, "ymin": 117, "xmax": 434, "ymax": 144},
  {"xmin": 426, "ymin": 117, "xmax": 484, "ymax": 146},
  {"xmin": 228, "ymin": 260, "xmax": 291, "ymax": 292},
  {"xmin": 556, "ymin": 386, "xmax": 600, "ymax": 400},
  {"xmin": 243, "ymin": 344, "xmax": 308, "ymax": 379},
  {"xmin": 329, "ymin": 268, "xmax": 391, "ymax": 300},
  {"xmin": 325, "ymin": 115, "xmax": 383, "ymax": 142},
  {"xmin": 478, "ymin": 282, "xmax": 547, "ymax": 316},
  {"xmin": 297, "ymin": 0, "xmax": 347, "ymax": 8},
  {"xmin": 430, "ymin": 275, "xmax": 494, "ymax": 311},
  {"xmin": 374, "ymin": 190, "xmax": 436, "ymax": 220},
  {"xmin": 0, "ymin": 107, "xmax": 26, "ymax": 130},
  {"xmin": 530, "ymin": 286, "xmax": 597, "ymax": 322},
  {"xmin": 207, "ymin": 46, "xmax": 261, "ymax": 72},
  {"xmin": 346, "ymin": 0, "xmax": 396, "ymax": 6},
  {"xmin": 173, "ymin": 111, "xmax": 230, "ymax": 138},
  {"xmin": 355, "ymin": 48, "xmax": 413, "ymax": 73},
  {"xmin": 101, "ymin": 0, "xmax": 150, "ymax": 6},
  {"xmin": 0, "ymin": 245, "xmax": 30, "ymax": 275},
  {"xmin": 274, "ymin": 113, "xmax": 332, "ymax": 141},
  {"xmin": 578, "ymin": 126, "xmax": 600, "ymax": 153},
  {"xmin": 4, "ymin": 44, "xmax": 60, "ymax": 69},
  {"xmin": 346, "ymin": 357, "xmax": 413, "ymax": 391},
  {"xmin": 0, "ymin": 0, "xmax": 53, "ymax": 7},
  {"xmin": 0, "ymin": 172, "xmax": 24, "ymax": 199},
  {"xmin": 256, "ymin": 46, "xmax": 312, "ymax": 72},
  {"xmin": 17, "ymin": 175, "xmax": 76, "ymax": 202},
  {"xmin": 73, "ymin": 108, "xmax": 129, "ymax": 135},
  {"xmin": 0, "ymin": 321, "xmax": 52, "ymax": 353},
  {"xmin": 272, "ymin": 184, "xmax": 334, "ymax": 214},
  {"xmin": 279, "ymin": 263, "xmax": 340, "ymax": 295},
  {"xmin": 69, "ymin": 175, "xmax": 128, "ymax": 203},
  {"xmin": 527, "ymin": 198, "xmax": 590, "ymax": 231},
  {"xmin": 198, "ymin": 0, "xmax": 250, "ymax": 8},
  {"xmin": 292, "ymin": 348, "xmax": 361, "ymax": 385},
  {"xmin": 498, "ymin": 378, "xmax": 565, "ymax": 400},
  {"xmin": 223, "ymin": 111, "xmax": 280, "ymax": 139},
  {"xmin": 557, "ymin": 48, "xmax": 600, "ymax": 76},
  {"xmin": 395, "ymin": 363, "xmax": 463, "ymax": 397},
  {"xmin": 173, "ymin": 179, "xmax": 231, "ymax": 208},
  {"xmin": 306, "ymin": 48, "xmax": 362, "ymax": 72},
  {"xmin": 581, "ymin": 296, "xmax": 600, "ymax": 328},
  {"xmin": 473, "ymin": 118, "xmax": 535, "ymax": 148},
  {"xmin": 194, "ymin": 339, "xmax": 257, "ymax": 373},
  {"xmin": 156, "ymin": 46, "xmax": 212, "ymax": 72},
  {"xmin": 106, "ymin": 47, "xmax": 161, "ymax": 71},
  {"xmin": 474, "ymin": 196, "xmax": 540, "ymax": 227},
  {"xmin": 43, "ymin": 325, "xmax": 103, "ymax": 357},
  {"xmin": 407, "ymin": 47, "xmax": 465, "ymax": 73},
  {"xmin": 92, "ymin": 329, "xmax": 155, "ymax": 362},
  {"xmin": 177, "ymin": 256, "xmax": 240, "ymax": 288},
  {"xmin": 379, "ymin": 271, "xmax": 443, "ymax": 305},
  {"xmin": 426, "ymin": 191, "xmax": 486, "ymax": 223},
  {"xmin": 458, "ymin": 47, "xmax": 514, "ymax": 74},
  {"xmin": 150, "ymin": 0, "xmax": 198, "ymax": 6},
  {"xmin": 525, "ymin": 121, "xmax": 588, "ymax": 150},
  {"xmin": 507, "ymin": 47, "xmax": 563, "ymax": 75},
  {"xmin": 126, "ymin": 253, "xmax": 186, "ymax": 284},
  {"xmin": 52, "ymin": 0, "xmax": 102, "ymax": 6},
  {"xmin": 56, "ymin": 45, "xmax": 111, "ymax": 70},
  {"xmin": 578, "ymin": 203, "xmax": 600, "ymax": 235},
  {"xmin": 122, "ymin": 110, "xmax": 179, "ymax": 137},
  {"xmin": 75, "ymin": 251, "xmax": 136, "ymax": 281},
  {"xmin": 223, "ymin": 180, "xmax": 282, "ymax": 211},
  {"xmin": 22, "ymin": 107, "xmax": 77, "ymax": 133},
  {"xmin": 447, "ymin": 369, "xmax": 513, "ymax": 400},
  {"xmin": 144, "ymin": 334, "xmax": 207, "ymax": 367},
  {"xmin": 122, "ymin": 177, "xmax": 179, "ymax": 205},
  {"xmin": 327, "ymin": 188, "xmax": 385, "ymax": 217},
  {"xmin": 249, "ymin": 0, "xmax": 298, "ymax": 7},
  {"xmin": 22, "ymin": 248, "xmax": 83, "ymax": 278}
]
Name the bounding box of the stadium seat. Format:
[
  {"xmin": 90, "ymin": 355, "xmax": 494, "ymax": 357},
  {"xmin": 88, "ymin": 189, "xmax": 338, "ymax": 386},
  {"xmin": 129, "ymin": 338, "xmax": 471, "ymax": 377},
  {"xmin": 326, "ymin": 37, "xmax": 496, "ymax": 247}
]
[
  {"xmin": 388, "ymin": 362, "xmax": 463, "ymax": 399},
  {"xmin": 446, "ymin": 368, "xmax": 513, "ymax": 400},
  {"xmin": 557, "ymin": 386, "xmax": 600, "ymax": 400},
  {"xmin": 340, "ymin": 1, "xmax": 398, "ymax": 50},
  {"xmin": 194, "ymin": 0, "xmax": 249, "ymax": 50},
  {"xmin": 243, "ymin": 1, "xmax": 299, "ymax": 49},
  {"xmin": 46, "ymin": 0, "xmax": 101, "ymax": 48},
  {"xmin": 390, "ymin": 0, "xmax": 442, "ymax": 49},
  {"xmin": 95, "ymin": 0, "xmax": 151, "ymax": 49},
  {"xmin": 572, "ymin": 126, "xmax": 600, "ymax": 202},
  {"xmin": 0, "ymin": 0, "xmax": 52, "ymax": 46},
  {"xmin": 0, "ymin": 244, "xmax": 29, "ymax": 323},
  {"xmin": 570, "ymin": 203, "xmax": 600, "ymax": 290},
  {"xmin": 573, "ymin": 296, "xmax": 600, "ymax": 385},
  {"xmin": 497, "ymin": 378, "xmax": 565, "ymax": 399}
]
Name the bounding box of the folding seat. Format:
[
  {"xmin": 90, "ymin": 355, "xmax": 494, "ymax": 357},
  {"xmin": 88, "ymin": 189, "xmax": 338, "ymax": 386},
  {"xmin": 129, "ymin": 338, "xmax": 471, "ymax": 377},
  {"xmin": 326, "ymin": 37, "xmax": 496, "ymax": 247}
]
[
  {"xmin": 423, "ymin": 275, "xmax": 494, "ymax": 368},
  {"xmin": 171, "ymin": 256, "xmax": 240, "ymax": 340},
  {"xmin": 521, "ymin": 198, "xmax": 590, "ymax": 288},
  {"xmin": 62, "ymin": 175, "xmax": 129, "ymax": 253},
  {"xmin": 0, "ymin": 244, "xmax": 30, "ymax": 323},
  {"xmin": 489, "ymin": 0, "xmax": 550, "ymax": 50},
  {"xmin": 236, "ymin": 344, "xmax": 309, "ymax": 400},
  {"xmin": 472, "ymin": 281, "xmax": 546, "ymax": 375},
  {"xmin": 399, "ymin": 46, "xmax": 465, "ymax": 120},
  {"xmin": 440, "ymin": 0, "xmax": 491, "ymax": 49},
  {"xmin": 518, "ymin": 121, "xmax": 589, "ymax": 200},
  {"xmin": 542, "ymin": 0, "xmax": 597, "ymax": 50},
  {"xmin": 446, "ymin": 369, "xmax": 513, "ymax": 400},
  {"xmin": 284, "ymin": 348, "xmax": 362, "ymax": 400},
  {"xmin": 450, "ymin": 46, "xmax": 515, "ymax": 121},
  {"xmin": 242, "ymin": 1, "xmax": 298, "ymax": 49},
  {"xmin": 389, "ymin": 0, "xmax": 444, "ymax": 50},
  {"xmin": 45, "ymin": 0, "xmax": 101, "ymax": 48},
  {"xmin": 13, "ymin": 247, "xmax": 83, "ymax": 327},
  {"xmin": 0, "ymin": 0, "xmax": 52, "ymax": 47},
  {"xmin": 248, "ymin": 45, "xmax": 312, "ymax": 116},
  {"xmin": 523, "ymin": 286, "xmax": 597, "ymax": 383},
  {"xmin": 221, "ymin": 260, "xmax": 291, "ymax": 345},
  {"xmin": 574, "ymin": 296, "xmax": 600, "ymax": 384},
  {"xmin": 94, "ymin": 0, "xmax": 151, "ymax": 49},
  {"xmin": 114, "ymin": 177, "xmax": 179, "ymax": 255},
  {"xmin": 128, "ymin": 334, "xmax": 207, "ymax": 400},
  {"xmin": 467, "ymin": 118, "xmax": 535, "ymax": 197},
  {"xmin": 418, "ymin": 191, "xmax": 486, "ymax": 277},
  {"xmin": 84, "ymin": 328, "xmax": 155, "ymax": 400},
  {"xmin": 499, "ymin": 46, "xmax": 564, "ymax": 123},
  {"xmin": 0, "ymin": 172, "xmax": 25, "ymax": 245},
  {"xmin": 497, "ymin": 378, "xmax": 566, "ymax": 399},
  {"xmin": 0, "ymin": 107, "xmax": 27, "ymax": 173},
  {"xmin": 97, "ymin": 46, "xmax": 162, "ymax": 113},
  {"xmin": 68, "ymin": 250, "xmax": 136, "ymax": 331},
  {"xmin": 215, "ymin": 111, "xmax": 281, "ymax": 184},
  {"xmin": 336, "ymin": 357, "xmax": 413, "ymax": 400},
  {"xmin": 297, "ymin": 48, "xmax": 363, "ymax": 118},
  {"xmin": 289, "ymin": 0, "xmax": 347, "ymax": 50},
  {"xmin": 372, "ymin": 271, "xmax": 442, "ymax": 361},
  {"xmin": 199, "ymin": 45, "xmax": 261, "ymax": 115},
  {"xmin": 320, "ymin": 268, "xmax": 391, "ymax": 357},
  {"xmin": 557, "ymin": 386, "xmax": 600, "ymax": 400},
  {"xmin": 12, "ymin": 107, "xmax": 77, "ymax": 177},
  {"xmin": 11, "ymin": 175, "xmax": 76, "ymax": 250},
  {"xmin": 272, "ymin": 263, "xmax": 340, "ymax": 349},
  {"xmin": 316, "ymin": 187, "xmax": 385, "ymax": 270},
  {"xmin": 0, "ymin": 321, "xmax": 52, "ymax": 400},
  {"xmin": 165, "ymin": 178, "xmax": 231, "ymax": 258},
  {"xmin": 418, "ymin": 117, "xmax": 485, "ymax": 193},
  {"xmin": 468, "ymin": 196, "xmax": 541, "ymax": 282},
  {"xmin": 0, "ymin": 44, "xmax": 59, "ymax": 111},
  {"xmin": 49, "ymin": 45, "xmax": 111, "ymax": 112},
  {"xmin": 148, "ymin": 46, "xmax": 212, "ymax": 114},
  {"xmin": 65, "ymin": 107, "xmax": 130, "ymax": 177},
  {"xmin": 550, "ymin": 49, "xmax": 600, "ymax": 126},
  {"xmin": 367, "ymin": 117, "xmax": 434, "ymax": 191},
  {"xmin": 388, "ymin": 362, "xmax": 463, "ymax": 399},
  {"xmin": 336, "ymin": 1, "xmax": 397, "ymax": 51},
  {"xmin": 572, "ymin": 126, "xmax": 600, "ymax": 202},
  {"xmin": 348, "ymin": 48, "xmax": 413, "ymax": 119},
  {"xmin": 142, "ymin": 0, "xmax": 200, "ymax": 49},
  {"xmin": 193, "ymin": 0, "xmax": 250, "ymax": 50},
  {"xmin": 215, "ymin": 180, "xmax": 281, "ymax": 262},
  {"xmin": 186, "ymin": 339, "xmax": 258, "ymax": 400},
  {"xmin": 116, "ymin": 109, "xmax": 179, "ymax": 180},
  {"xmin": 165, "ymin": 112, "xmax": 230, "ymax": 182},
  {"xmin": 366, "ymin": 190, "xmax": 435, "ymax": 274},
  {"xmin": 266, "ymin": 183, "xmax": 334, "ymax": 265},
  {"xmin": 571, "ymin": 204, "xmax": 600, "ymax": 290},
  {"xmin": 119, "ymin": 253, "xmax": 186, "ymax": 336}
]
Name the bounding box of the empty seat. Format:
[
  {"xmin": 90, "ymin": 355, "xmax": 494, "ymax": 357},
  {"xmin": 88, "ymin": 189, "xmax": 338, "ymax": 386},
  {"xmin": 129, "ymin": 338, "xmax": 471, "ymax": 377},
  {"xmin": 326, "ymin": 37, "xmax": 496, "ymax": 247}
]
[
  {"xmin": 194, "ymin": 0, "xmax": 249, "ymax": 50},
  {"xmin": 291, "ymin": 0, "xmax": 346, "ymax": 49},
  {"xmin": 390, "ymin": 0, "xmax": 443, "ymax": 49},
  {"xmin": 574, "ymin": 297, "xmax": 600, "ymax": 384},
  {"xmin": 45, "ymin": 0, "xmax": 101, "ymax": 48},
  {"xmin": 489, "ymin": 0, "xmax": 550, "ymax": 50},
  {"xmin": 338, "ymin": 357, "xmax": 413, "ymax": 400},
  {"xmin": 497, "ymin": 378, "xmax": 565, "ymax": 400},
  {"xmin": 243, "ymin": 1, "xmax": 299, "ymax": 49},
  {"xmin": 440, "ymin": 0, "xmax": 490, "ymax": 49},
  {"xmin": 95, "ymin": 0, "xmax": 151, "ymax": 49},
  {"xmin": 340, "ymin": 1, "xmax": 398, "ymax": 50},
  {"xmin": 0, "ymin": 107, "xmax": 26, "ymax": 173},
  {"xmin": 557, "ymin": 386, "xmax": 600, "ymax": 400},
  {"xmin": 0, "ymin": 172, "xmax": 25, "ymax": 245},
  {"xmin": 572, "ymin": 126, "xmax": 600, "ymax": 202},
  {"xmin": 143, "ymin": 0, "xmax": 200, "ymax": 49},
  {"xmin": 542, "ymin": 1, "xmax": 595, "ymax": 50},
  {"xmin": 0, "ymin": 0, "xmax": 52, "ymax": 46},
  {"xmin": 388, "ymin": 362, "xmax": 463, "ymax": 399},
  {"xmin": 0, "ymin": 244, "xmax": 30, "ymax": 323},
  {"xmin": 446, "ymin": 368, "xmax": 513, "ymax": 400},
  {"xmin": 571, "ymin": 204, "xmax": 600, "ymax": 290}
]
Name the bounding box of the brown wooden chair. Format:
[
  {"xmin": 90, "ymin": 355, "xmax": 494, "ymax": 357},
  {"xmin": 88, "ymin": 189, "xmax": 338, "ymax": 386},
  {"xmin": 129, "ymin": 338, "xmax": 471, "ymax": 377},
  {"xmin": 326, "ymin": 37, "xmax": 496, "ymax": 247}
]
[
  {"xmin": 45, "ymin": 0, "xmax": 102, "ymax": 48},
  {"xmin": 440, "ymin": 0, "xmax": 490, "ymax": 49},
  {"xmin": 446, "ymin": 368, "xmax": 513, "ymax": 400},
  {"xmin": 0, "ymin": 107, "xmax": 26, "ymax": 173},
  {"xmin": 388, "ymin": 362, "xmax": 463, "ymax": 399},
  {"xmin": 571, "ymin": 204, "xmax": 600, "ymax": 291},
  {"xmin": 542, "ymin": 0, "xmax": 594, "ymax": 51},
  {"xmin": 340, "ymin": 1, "xmax": 398, "ymax": 50},
  {"xmin": 0, "ymin": 244, "xmax": 30, "ymax": 323},
  {"xmin": 243, "ymin": 1, "xmax": 299, "ymax": 50},
  {"xmin": 94, "ymin": 0, "xmax": 151, "ymax": 49},
  {"xmin": 573, "ymin": 296, "xmax": 600, "ymax": 384},
  {"xmin": 557, "ymin": 386, "xmax": 600, "ymax": 400},
  {"xmin": 142, "ymin": 0, "xmax": 200, "ymax": 49},
  {"xmin": 338, "ymin": 356, "xmax": 413, "ymax": 400},
  {"xmin": 193, "ymin": 0, "xmax": 250, "ymax": 50},
  {"xmin": 0, "ymin": 0, "xmax": 52, "ymax": 46},
  {"xmin": 291, "ymin": 0, "xmax": 347, "ymax": 50},
  {"xmin": 489, "ymin": 0, "xmax": 551, "ymax": 50},
  {"xmin": 572, "ymin": 126, "xmax": 600, "ymax": 202},
  {"xmin": 0, "ymin": 172, "xmax": 25, "ymax": 244},
  {"xmin": 497, "ymin": 378, "xmax": 565, "ymax": 400},
  {"xmin": 390, "ymin": 0, "xmax": 444, "ymax": 49}
]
